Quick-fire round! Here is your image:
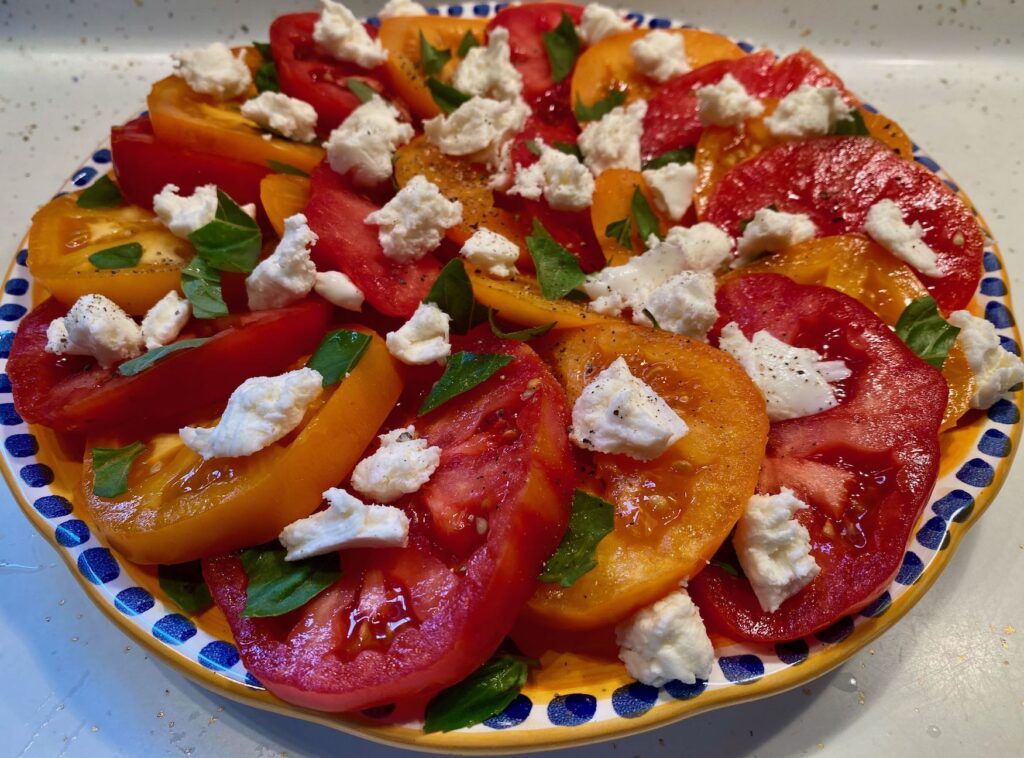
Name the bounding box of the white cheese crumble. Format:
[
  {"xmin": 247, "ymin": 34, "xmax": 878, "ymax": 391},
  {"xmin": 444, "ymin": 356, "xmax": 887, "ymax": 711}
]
[
  {"xmin": 578, "ymin": 99, "xmax": 648, "ymax": 175},
  {"xmin": 314, "ymin": 270, "xmax": 365, "ymax": 311},
  {"xmin": 377, "ymin": 0, "xmax": 427, "ymax": 18},
  {"xmin": 718, "ymin": 322, "xmax": 852, "ymax": 422},
  {"xmin": 734, "ymin": 488, "xmax": 820, "ymax": 613},
  {"xmin": 323, "ymin": 97, "xmax": 415, "ymax": 187},
  {"xmin": 577, "ymin": 3, "xmax": 634, "ymax": 45},
  {"xmin": 735, "ymin": 207, "xmax": 817, "ymax": 263},
  {"xmin": 313, "ymin": 0, "xmax": 387, "ymax": 68},
  {"xmin": 948, "ymin": 310, "xmax": 1024, "ymax": 409},
  {"xmin": 641, "ymin": 162, "xmax": 697, "ymax": 222},
  {"xmin": 240, "ymin": 91, "xmax": 318, "ymax": 143},
  {"xmin": 171, "ymin": 42, "xmax": 252, "ymax": 100},
  {"xmin": 615, "ymin": 587, "xmax": 714, "ymax": 687},
  {"xmin": 643, "ymin": 270, "xmax": 718, "ymax": 340},
  {"xmin": 862, "ymin": 199, "xmax": 945, "ymax": 278},
  {"xmin": 180, "ymin": 368, "xmax": 323, "ymax": 460},
  {"xmin": 570, "ymin": 356, "xmax": 688, "ymax": 461},
  {"xmin": 423, "ymin": 96, "xmax": 531, "ymax": 170},
  {"xmin": 364, "ymin": 175, "xmax": 463, "ymax": 262},
  {"xmin": 141, "ymin": 291, "xmax": 191, "ymax": 350},
  {"xmin": 696, "ymin": 73, "xmax": 765, "ymax": 127},
  {"xmin": 459, "ymin": 228, "xmax": 521, "ymax": 278},
  {"xmin": 279, "ymin": 488, "xmax": 409, "ymax": 561},
  {"xmin": 629, "ymin": 30, "xmax": 689, "ymax": 83},
  {"xmin": 246, "ymin": 213, "xmax": 318, "ymax": 311},
  {"xmin": 351, "ymin": 426, "xmax": 443, "ymax": 503},
  {"xmin": 507, "ymin": 138, "xmax": 595, "ymax": 212},
  {"xmin": 45, "ymin": 294, "xmax": 144, "ymax": 368},
  {"xmin": 152, "ymin": 183, "xmax": 219, "ymax": 239},
  {"xmin": 764, "ymin": 84, "xmax": 853, "ymax": 139},
  {"xmin": 385, "ymin": 302, "xmax": 452, "ymax": 365},
  {"xmin": 452, "ymin": 27, "xmax": 523, "ymax": 103}
]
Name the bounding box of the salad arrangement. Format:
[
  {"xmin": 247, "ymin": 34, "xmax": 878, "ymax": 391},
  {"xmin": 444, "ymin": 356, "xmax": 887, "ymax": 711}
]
[{"xmin": 8, "ymin": 0, "xmax": 1023, "ymax": 736}]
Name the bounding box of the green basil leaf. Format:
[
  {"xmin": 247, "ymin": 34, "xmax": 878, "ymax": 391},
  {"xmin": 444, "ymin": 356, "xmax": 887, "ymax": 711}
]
[
  {"xmin": 76, "ymin": 174, "xmax": 123, "ymax": 209},
  {"xmin": 642, "ymin": 147, "xmax": 695, "ymax": 170},
  {"xmin": 253, "ymin": 41, "xmax": 272, "ymax": 60},
  {"xmin": 117, "ymin": 338, "xmax": 209, "ymax": 377},
  {"xmin": 88, "ymin": 242, "xmax": 143, "ymax": 270},
  {"xmin": 158, "ymin": 560, "xmax": 213, "ymax": 614},
  {"xmin": 538, "ymin": 490, "xmax": 615, "ymax": 587},
  {"xmin": 187, "ymin": 189, "xmax": 263, "ymax": 273},
  {"xmin": 525, "ymin": 219, "xmax": 586, "ymax": 301},
  {"xmin": 239, "ymin": 545, "xmax": 341, "ymax": 618},
  {"xmin": 574, "ymin": 89, "xmax": 625, "ymax": 122},
  {"xmin": 181, "ymin": 257, "xmax": 228, "ymax": 319},
  {"xmin": 419, "ymin": 30, "xmax": 452, "ymax": 76},
  {"xmin": 426, "ymin": 77, "xmax": 472, "ymax": 115},
  {"xmin": 306, "ymin": 329, "xmax": 372, "ymax": 387},
  {"xmin": 631, "ymin": 186, "xmax": 661, "ymax": 244},
  {"xmin": 347, "ymin": 77, "xmax": 378, "ymax": 104},
  {"xmin": 830, "ymin": 108, "xmax": 870, "ymax": 137},
  {"xmin": 424, "ymin": 654, "xmax": 530, "ymax": 733},
  {"xmin": 604, "ymin": 216, "xmax": 633, "ymax": 250},
  {"xmin": 542, "ymin": 10, "xmax": 580, "ymax": 84},
  {"xmin": 895, "ymin": 296, "xmax": 960, "ymax": 369},
  {"xmin": 524, "ymin": 139, "xmax": 543, "ymax": 157},
  {"xmin": 456, "ymin": 29, "xmax": 480, "ymax": 58},
  {"xmin": 710, "ymin": 558, "xmax": 743, "ymax": 578},
  {"xmin": 553, "ymin": 141, "xmax": 583, "ymax": 161},
  {"xmin": 487, "ymin": 310, "xmax": 555, "ymax": 342},
  {"xmin": 424, "ymin": 259, "xmax": 486, "ymax": 335},
  {"xmin": 266, "ymin": 159, "xmax": 309, "ymax": 177},
  {"xmin": 642, "ymin": 308, "xmax": 661, "ymax": 330},
  {"xmin": 91, "ymin": 442, "xmax": 145, "ymax": 498},
  {"xmin": 419, "ymin": 351, "xmax": 514, "ymax": 415},
  {"xmin": 254, "ymin": 59, "xmax": 279, "ymax": 93}
]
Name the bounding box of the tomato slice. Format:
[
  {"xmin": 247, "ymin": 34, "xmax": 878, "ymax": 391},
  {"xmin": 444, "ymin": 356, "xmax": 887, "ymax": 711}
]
[
  {"xmin": 688, "ymin": 274, "xmax": 947, "ymax": 642},
  {"xmin": 8, "ymin": 297, "xmax": 331, "ymax": 436},
  {"xmin": 260, "ymin": 173, "xmax": 311, "ymax": 238},
  {"xmin": 704, "ymin": 136, "xmax": 983, "ymax": 313},
  {"xmin": 526, "ymin": 323, "xmax": 769, "ymax": 630},
  {"xmin": 590, "ymin": 168, "xmax": 672, "ymax": 266},
  {"xmin": 203, "ymin": 334, "xmax": 574, "ymax": 711}
]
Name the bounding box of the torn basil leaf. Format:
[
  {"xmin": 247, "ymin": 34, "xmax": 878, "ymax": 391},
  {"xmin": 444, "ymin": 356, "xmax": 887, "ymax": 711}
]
[
  {"xmin": 181, "ymin": 256, "xmax": 228, "ymax": 319},
  {"xmin": 187, "ymin": 189, "xmax": 263, "ymax": 273},
  {"xmin": 542, "ymin": 11, "xmax": 580, "ymax": 84},
  {"xmin": 76, "ymin": 175, "xmax": 123, "ymax": 209},
  {"xmin": 91, "ymin": 442, "xmax": 145, "ymax": 498},
  {"xmin": 117, "ymin": 338, "xmax": 209, "ymax": 377},
  {"xmin": 525, "ymin": 219, "xmax": 587, "ymax": 301},
  {"xmin": 159, "ymin": 561, "xmax": 213, "ymax": 614},
  {"xmin": 420, "ymin": 31, "xmax": 452, "ymax": 76},
  {"xmin": 642, "ymin": 147, "xmax": 695, "ymax": 170},
  {"xmin": 538, "ymin": 490, "xmax": 615, "ymax": 587},
  {"xmin": 239, "ymin": 545, "xmax": 341, "ymax": 618},
  {"xmin": 524, "ymin": 139, "xmax": 543, "ymax": 157},
  {"xmin": 605, "ymin": 216, "xmax": 633, "ymax": 250},
  {"xmin": 88, "ymin": 242, "xmax": 143, "ymax": 270},
  {"xmin": 574, "ymin": 89, "xmax": 625, "ymax": 122},
  {"xmin": 423, "ymin": 259, "xmax": 487, "ymax": 335},
  {"xmin": 487, "ymin": 310, "xmax": 555, "ymax": 341},
  {"xmin": 306, "ymin": 329, "xmax": 372, "ymax": 387},
  {"xmin": 424, "ymin": 654, "xmax": 531, "ymax": 733},
  {"xmin": 895, "ymin": 296, "xmax": 960, "ymax": 369},
  {"xmin": 427, "ymin": 77, "xmax": 472, "ymax": 115},
  {"xmin": 266, "ymin": 159, "xmax": 309, "ymax": 177},
  {"xmin": 830, "ymin": 108, "xmax": 870, "ymax": 137},
  {"xmin": 642, "ymin": 308, "xmax": 661, "ymax": 330},
  {"xmin": 631, "ymin": 186, "xmax": 662, "ymax": 244},
  {"xmin": 346, "ymin": 77, "xmax": 378, "ymax": 104},
  {"xmin": 457, "ymin": 29, "xmax": 480, "ymax": 58},
  {"xmin": 419, "ymin": 351, "xmax": 514, "ymax": 415},
  {"xmin": 553, "ymin": 141, "xmax": 584, "ymax": 161}
]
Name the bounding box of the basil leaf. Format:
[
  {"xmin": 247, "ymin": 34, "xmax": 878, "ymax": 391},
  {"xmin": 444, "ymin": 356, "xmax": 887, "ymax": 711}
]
[
  {"xmin": 525, "ymin": 219, "xmax": 586, "ymax": 301},
  {"xmin": 524, "ymin": 139, "xmax": 543, "ymax": 157},
  {"xmin": 253, "ymin": 41, "xmax": 272, "ymax": 58},
  {"xmin": 642, "ymin": 147, "xmax": 695, "ymax": 170},
  {"xmin": 266, "ymin": 159, "xmax": 309, "ymax": 177},
  {"xmin": 574, "ymin": 89, "xmax": 625, "ymax": 122},
  {"xmin": 181, "ymin": 256, "xmax": 228, "ymax": 319},
  {"xmin": 539, "ymin": 490, "xmax": 614, "ymax": 587},
  {"xmin": 88, "ymin": 242, "xmax": 143, "ymax": 270},
  {"xmin": 487, "ymin": 310, "xmax": 555, "ymax": 341},
  {"xmin": 631, "ymin": 186, "xmax": 661, "ymax": 244},
  {"xmin": 187, "ymin": 189, "xmax": 263, "ymax": 273},
  {"xmin": 642, "ymin": 308, "xmax": 661, "ymax": 330},
  {"xmin": 158, "ymin": 561, "xmax": 213, "ymax": 614},
  {"xmin": 91, "ymin": 442, "xmax": 145, "ymax": 498},
  {"xmin": 254, "ymin": 59, "xmax": 279, "ymax": 93},
  {"xmin": 710, "ymin": 558, "xmax": 743, "ymax": 578},
  {"xmin": 830, "ymin": 108, "xmax": 870, "ymax": 137},
  {"xmin": 424, "ymin": 654, "xmax": 530, "ymax": 733},
  {"xmin": 239, "ymin": 545, "xmax": 341, "ymax": 618},
  {"xmin": 306, "ymin": 329, "xmax": 372, "ymax": 387},
  {"xmin": 76, "ymin": 174, "xmax": 123, "ymax": 209},
  {"xmin": 605, "ymin": 217, "xmax": 633, "ymax": 250},
  {"xmin": 419, "ymin": 351, "xmax": 514, "ymax": 415},
  {"xmin": 347, "ymin": 78, "xmax": 378, "ymax": 104},
  {"xmin": 895, "ymin": 296, "xmax": 960, "ymax": 369},
  {"xmin": 542, "ymin": 10, "xmax": 580, "ymax": 84},
  {"xmin": 553, "ymin": 141, "xmax": 583, "ymax": 161},
  {"xmin": 117, "ymin": 338, "xmax": 209, "ymax": 377},
  {"xmin": 426, "ymin": 77, "xmax": 472, "ymax": 115},
  {"xmin": 424, "ymin": 259, "xmax": 486, "ymax": 335},
  {"xmin": 419, "ymin": 31, "xmax": 452, "ymax": 75},
  {"xmin": 457, "ymin": 29, "xmax": 480, "ymax": 58}
]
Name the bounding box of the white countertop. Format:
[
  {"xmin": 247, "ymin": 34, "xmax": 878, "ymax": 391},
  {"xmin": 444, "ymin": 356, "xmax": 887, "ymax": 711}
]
[{"xmin": 1, "ymin": 1, "xmax": 1022, "ymax": 756}]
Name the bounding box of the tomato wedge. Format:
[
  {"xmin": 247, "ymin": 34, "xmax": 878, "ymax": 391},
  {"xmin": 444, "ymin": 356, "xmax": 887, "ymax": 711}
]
[
  {"xmin": 260, "ymin": 173, "xmax": 311, "ymax": 237},
  {"xmin": 688, "ymin": 274, "xmax": 947, "ymax": 642},
  {"xmin": 203, "ymin": 333, "xmax": 574, "ymax": 711}
]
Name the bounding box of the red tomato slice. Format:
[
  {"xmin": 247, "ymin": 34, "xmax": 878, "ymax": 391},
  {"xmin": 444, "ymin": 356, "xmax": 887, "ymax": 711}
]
[
  {"xmin": 704, "ymin": 137, "xmax": 982, "ymax": 313},
  {"xmin": 7, "ymin": 297, "xmax": 331, "ymax": 436},
  {"xmin": 687, "ymin": 274, "xmax": 947, "ymax": 642},
  {"xmin": 765, "ymin": 49, "xmax": 850, "ymax": 98},
  {"xmin": 203, "ymin": 334, "xmax": 574, "ymax": 712}
]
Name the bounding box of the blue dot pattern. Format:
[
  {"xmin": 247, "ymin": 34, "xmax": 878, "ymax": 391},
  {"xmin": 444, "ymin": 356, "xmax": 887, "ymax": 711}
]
[
  {"xmin": 859, "ymin": 592, "xmax": 892, "ymax": 618},
  {"xmin": 5, "ymin": 433, "xmax": 38, "ymax": 457},
  {"xmin": 92, "ymin": 148, "xmax": 112, "ymax": 163},
  {"xmin": 611, "ymin": 682, "xmax": 659, "ymax": 718},
  {"xmin": 978, "ymin": 429, "xmax": 1011, "ymax": 457},
  {"xmin": 915, "ymin": 516, "xmax": 948, "ymax": 550},
  {"xmin": 988, "ymin": 399, "xmax": 1019, "ymax": 424},
  {"xmin": 5, "ymin": 278, "xmax": 28, "ymax": 296},
  {"xmin": 473, "ymin": 2, "xmax": 491, "ymax": 15},
  {"xmin": 0, "ymin": 304, "xmax": 26, "ymax": 322},
  {"xmin": 115, "ymin": 587, "xmax": 155, "ymax": 616},
  {"xmin": 664, "ymin": 678, "xmax": 707, "ymax": 700},
  {"xmin": 914, "ymin": 155, "xmax": 941, "ymax": 173},
  {"xmin": 244, "ymin": 673, "xmax": 264, "ymax": 689},
  {"xmin": 983, "ymin": 251, "xmax": 1001, "ymax": 271},
  {"xmin": 985, "ymin": 301, "xmax": 1014, "ymax": 329},
  {"xmin": 447, "ymin": 4, "xmax": 463, "ymax": 14},
  {"xmin": 0, "ymin": 332, "xmax": 12, "ymax": 360},
  {"xmin": 956, "ymin": 458, "xmax": 994, "ymax": 488},
  {"xmin": 648, "ymin": 16, "xmax": 671, "ymax": 28},
  {"xmin": 55, "ymin": 519, "xmax": 90, "ymax": 547},
  {"xmin": 72, "ymin": 166, "xmax": 98, "ymax": 186},
  {"xmin": 15, "ymin": 249, "xmax": 27, "ymax": 266},
  {"xmin": 719, "ymin": 655, "xmax": 764, "ymax": 683},
  {"xmin": 484, "ymin": 695, "xmax": 533, "ymax": 729},
  {"xmin": 932, "ymin": 489, "xmax": 974, "ymax": 521},
  {"xmin": 815, "ymin": 617, "xmax": 854, "ymax": 645},
  {"xmin": 34, "ymin": 495, "xmax": 72, "ymax": 518},
  {"xmin": 775, "ymin": 640, "xmax": 809, "ymax": 665},
  {"xmin": 199, "ymin": 641, "xmax": 241, "ymax": 671},
  {"xmin": 0, "ymin": 403, "xmax": 22, "ymax": 426},
  {"xmin": 1001, "ymin": 336, "xmax": 1021, "ymax": 356},
  {"xmin": 153, "ymin": 614, "xmax": 198, "ymax": 645},
  {"xmin": 20, "ymin": 463, "xmax": 54, "ymax": 487},
  {"xmin": 547, "ymin": 694, "xmax": 597, "ymax": 726},
  {"xmin": 77, "ymin": 548, "xmax": 120, "ymax": 585},
  {"xmin": 981, "ymin": 277, "xmax": 1007, "ymax": 296},
  {"xmin": 895, "ymin": 552, "xmax": 925, "ymax": 585},
  {"xmin": 0, "ymin": 374, "xmax": 12, "ymax": 393}
]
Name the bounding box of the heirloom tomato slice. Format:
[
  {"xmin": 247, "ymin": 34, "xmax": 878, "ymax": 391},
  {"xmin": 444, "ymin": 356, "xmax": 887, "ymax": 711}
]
[{"xmin": 260, "ymin": 173, "xmax": 311, "ymax": 238}]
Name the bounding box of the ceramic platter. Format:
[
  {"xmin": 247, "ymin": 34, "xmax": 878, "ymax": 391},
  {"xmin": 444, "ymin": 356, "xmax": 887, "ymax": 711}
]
[{"xmin": 1, "ymin": 2, "xmax": 1020, "ymax": 753}]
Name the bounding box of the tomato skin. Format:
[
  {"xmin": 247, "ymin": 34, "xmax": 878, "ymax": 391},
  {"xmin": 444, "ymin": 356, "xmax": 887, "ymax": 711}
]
[{"xmin": 688, "ymin": 274, "xmax": 947, "ymax": 642}]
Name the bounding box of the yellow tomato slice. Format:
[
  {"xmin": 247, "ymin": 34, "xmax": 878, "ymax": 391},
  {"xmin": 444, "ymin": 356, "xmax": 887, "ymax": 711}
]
[
  {"xmin": 260, "ymin": 173, "xmax": 311, "ymax": 237},
  {"xmin": 590, "ymin": 168, "xmax": 670, "ymax": 266}
]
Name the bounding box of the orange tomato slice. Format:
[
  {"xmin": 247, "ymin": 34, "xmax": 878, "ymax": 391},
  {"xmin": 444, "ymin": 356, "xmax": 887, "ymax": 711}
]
[
  {"xmin": 260, "ymin": 173, "xmax": 311, "ymax": 237},
  {"xmin": 590, "ymin": 169, "xmax": 671, "ymax": 266}
]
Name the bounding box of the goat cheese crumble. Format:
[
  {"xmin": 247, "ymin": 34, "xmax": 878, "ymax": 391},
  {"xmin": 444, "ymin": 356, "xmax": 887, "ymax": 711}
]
[
  {"xmin": 324, "ymin": 97, "xmax": 415, "ymax": 187},
  {"xmin": 246, "ymin": 213, "xmax": 318, "ymax": 311},
  {"xmin": 643, "ymin": 270, "xmax": 719, "ymax": 340},
  {"xmin": 385, "ymin": 302, "xmax": 452, "ymax": 365},
  {"xmin": 240, "ymin": 91, "xmax": 318, "ymax": 143},
  {"xmin": 351, "ymin": 426, "xmax": 443, "ymax": 503},
  {"xmin": 424, "ymin": 96, "xmax": 531, "ymax": 170},
  {"xmin": 735, "ymin": 207, "xmax": 817, "ymax": 263},
  {"xmin": 459, "ymin": 228, "xmax": 521, "ymax": 278},
  {"xmin": 314, "ymin": 270, "xmax": 365, "ymax": 311},
  {"xmin": 696, "ymin": 73, "xmax": 765, "ymax": 127},
  {"xmin": 578, "ymin": 99, "xmax": 648, "ymax": 175},
  {"xmin": 452, "ymin": 27, "xmax": 523, "ymax": 102},
  {"xmin": 152, "ymin": 183, "xmax": 219, "ymax": 239},
  {"xmin": 171, "ymin": 42, "xmax": 252, "ymax": 100},
  {"xmin": 764, "ymin": 84, "xmax": 853, "ymax": 139},
  {"xmin": 641, "ymin": 162, "xmax": 698, "ymax": 221},
  {"xmin": 45, "ymin": 294, "xmax": 144, "ymax": 368},
  {"xmin": 576, "ymin": 3, "xmax": 634, "ymax": 45},
  {"xmin": 364, "ymin": 175, "xmax": 463, "ymax": 262},
  {"xmin": 630, "ymin": 30, "xmax": 689, "ymax": 83},
  {"xmin": 141, "ymin": 291, "xmax": 191, "ymax": 350},
  {"xmin": 862, "ymin": 199, "xmax": 944, "ymax": 278},
  {"xmin": 279, "ymin": 488, "xmax": 409, "ymax": 561},
  {"xmin": 948, "ymin": 310, "xmax": 1024, "ymax": 409},
  {"xmin": 508, "ymin": 138, "xmax": 595, "ymax": 211},
  {"xmin": 377, "ymin": 0, "xmax": 427, "ymax": 18},
  {"xmin": 313, "ymin": 0, "xmax": 388, "ymax": 67}
]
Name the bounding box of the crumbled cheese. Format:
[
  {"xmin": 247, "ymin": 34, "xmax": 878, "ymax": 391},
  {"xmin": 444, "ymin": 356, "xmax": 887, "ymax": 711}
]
[
  {"xmin": 734, "ymin": 488, "xmax": 820, "ymax": 613},
  {"xmin": 615, "ymin": 587, "xmax": 714, "ymax": 687},
  {"xmin": 152, "ymin": 183, "xmax": 219, "ymax": 239},
  {"xmin": 240, "ymin": 91, "xmax": 318, "ymax": 143},
  {"xmin": 630, "ymin": 30, "xmax": 689, "ymax": 83},
  {"xmin": 278, "ymin": 488, "xmax": 409, "ymax": 561},
  {"xmin": 948, "ymin": 310, "xmax": 1024, "ymax": 409},
  {"xmin": 171, "ymin": 42, "xmax": 252, "ymax": 100},
  {"xmin": 423, "ymin": 95, "xmax": 531, "ymax": 169},
  {"xmin": 718, "ymin": 322, "xmax": 852, "ymax": 421},
  {"xmin": 507, "ymin": 139, "xmax": 595, "ymax": 211},
  {"xmin": 735, "ymin": 207, "xmax": 817, "ymax": 263},
  {"xmin": 459, "ymin": 228, "xmax": 521, "ymax": 278},
  {"xmin": 45, "ymin": 294, "xmax": 144, "ymax": 368},
  {"xmin": 351, "ymin": 426, "xmax": 442, "ymax": 503},
  {"xmin": 577, "ymin": 3, "xmax": 634, "ymax": 45},
  {"xmin": 385, "ymin": 302, "xmax": 452, "ymax": 365},
  {"xmin": 377, "ymin": 0, "xmax": 427, "ymax": 18},
  {"xmin": 862, "ymin": 199, "xmax": 944, "ymax": 278},
  {"xmin": 641, "ymin": 162, "xmax": 697, "ymax": 221},
  {"xmin": 578, "ymin": 100, "xmax": 648, "ymax": 175},
  {"xmin": 643, "ymin": 270, "xmax": 718, "ymax": 340},
  {"xmin": 364, "ymin": 175, "xmax": 463, "ymax": 262},
  {"xmin": 696, "ymin": 73, "xmax": 765, "ymax": 127},
  {"xmin": 764, "ymin": 84, "xmax": 853, "ymax": 139},
  {"xmin": 246, "ymin": 213, "xmax": 318, "ymax": 311},
  {"xmin": 313, "ymin": 0, "xmax": 388, "ymax": 67},
  {"xmin": 323, "ymin": 97, "xmax": 415, "ymax": 187},
  {"xmin": 570, "ymin": 356, "xmax": 688, "ymax": 460},
  {"xmin": 141, "ymin": 291, "xmax": 191, "ymax": 350},
  {"xmin": 180, "ymin": 368, "xmax": 323, "ymax": 460},
  {"xmin": 452, "ymin": 27, "xmax": 523, "ymax": 102},
  {"xmin": 314, "ymin": 270, "xmax": 364, "ymax": 311},
  {"xmin": 487, "ymin": 139, "xmax": 516, "ymax": 192}
]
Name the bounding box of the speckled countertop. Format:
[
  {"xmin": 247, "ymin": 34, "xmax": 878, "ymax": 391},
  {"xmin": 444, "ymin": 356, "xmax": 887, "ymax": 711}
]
[{"xmin": 1, "ymin": 1, "xmax": 1022, "ymax": 756}]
